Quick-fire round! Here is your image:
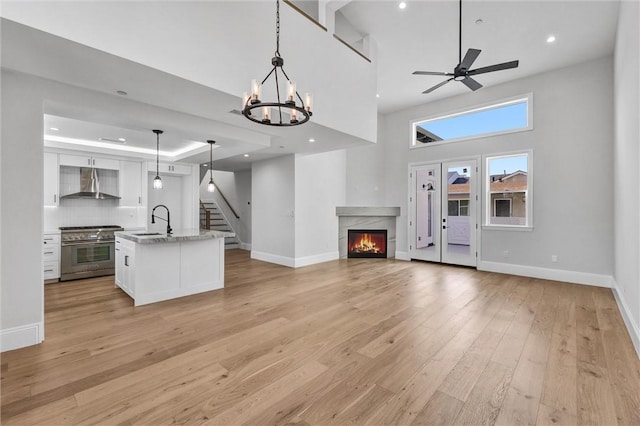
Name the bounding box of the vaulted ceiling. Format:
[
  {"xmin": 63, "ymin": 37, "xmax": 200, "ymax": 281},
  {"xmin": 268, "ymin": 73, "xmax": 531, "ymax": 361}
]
[{"xmin": 0, "ymin": 1, "xmax": 620, "ymax": 170}]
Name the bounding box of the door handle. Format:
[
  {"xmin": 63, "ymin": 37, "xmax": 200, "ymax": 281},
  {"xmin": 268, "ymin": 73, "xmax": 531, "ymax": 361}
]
[{"xmin": 124, "ymin": 255, "xmax": 129, "ymax": 266}]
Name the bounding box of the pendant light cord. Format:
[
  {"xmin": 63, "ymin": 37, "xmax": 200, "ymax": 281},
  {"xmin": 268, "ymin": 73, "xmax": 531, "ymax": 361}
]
[
  {"xmin": 275, "ymin": 0, "xmax": 281, "ymax": 57},
  {"xmin": 210, "ymin": 142, "xmax": 213, "ymax": 180},
  {"xmin": 156, "ymin": 132, "xmax": 160, "ymax": 176}
]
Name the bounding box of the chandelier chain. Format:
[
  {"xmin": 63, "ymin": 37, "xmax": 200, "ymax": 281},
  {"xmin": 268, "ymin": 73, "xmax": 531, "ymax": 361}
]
[{"xmin": 275, "ymin": 0, "xmax": 281, "ymax": 57}]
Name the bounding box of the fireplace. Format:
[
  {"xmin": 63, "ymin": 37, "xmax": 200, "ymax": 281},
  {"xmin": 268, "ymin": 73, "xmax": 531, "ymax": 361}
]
[{"xmin": 348, "ymin": 229, "xmax": 387, "ymax": 258}]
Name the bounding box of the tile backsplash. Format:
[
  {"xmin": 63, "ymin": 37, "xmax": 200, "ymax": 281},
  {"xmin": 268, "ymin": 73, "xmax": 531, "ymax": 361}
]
[{"xmin": 44, "ymin": 198, "xmax": 145, "ymax": 230}]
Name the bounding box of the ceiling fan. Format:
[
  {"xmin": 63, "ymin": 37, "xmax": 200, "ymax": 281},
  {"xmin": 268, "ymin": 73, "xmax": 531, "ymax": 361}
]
[{"xmin": 412, "ymin": 0, "xmax": 519, "ymax": 94}]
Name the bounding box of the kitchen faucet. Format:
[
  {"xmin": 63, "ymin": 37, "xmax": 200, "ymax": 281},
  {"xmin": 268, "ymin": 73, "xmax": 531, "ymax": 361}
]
[{"xmin": 151, "ymin": 204, "xmax": 172, "ymax": 235}]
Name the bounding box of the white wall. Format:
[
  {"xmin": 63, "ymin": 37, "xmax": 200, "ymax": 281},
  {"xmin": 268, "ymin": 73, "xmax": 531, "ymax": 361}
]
[
  {"xmin": 147, "ymin": 175, "xmax": 183, "ymax": 234},
  {"xmin": 613, "ymin": 0, "xmax": 640, "ymax": 354},
  {"xmin": 295, "ymin": 150, "xmax": 346, "ymax": 265},
  {"xmin": 2, "ymin": 1, "xmax": 377, "ymax": 143},
  {"xmin": 346, "ymin": 114, "xmax": 387, "ymax": 206},
  {"xmin": 1, "ymin": 70, "xmax": 45, "ymax": 351},
  {"xmin": 251, "ymin": 155, "xmax": 296, "ymax": 264},
  {"xmin": 351, "ymin": 56, "xmax": 615, "ymax": 284}
]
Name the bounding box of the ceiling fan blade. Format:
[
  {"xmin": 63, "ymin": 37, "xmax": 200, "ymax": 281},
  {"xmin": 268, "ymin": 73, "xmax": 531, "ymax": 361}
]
[
  {"xmin": 468, "ymin": 60, "xmax": 519, "ymax": 76},
  {"xmin": 461, "ymin": 77, "xmax": 483, "ymax": 91},
  {"xmin": 423, "ymin": 78, "xmax": 454, "ymax": 94},
  {"xmin": 412, "ymin": 71, "xmax": 453, "ymax": 76},
  {"xmin": 459, "ymin": 48, "xmax": 481, "ymax": 70}
]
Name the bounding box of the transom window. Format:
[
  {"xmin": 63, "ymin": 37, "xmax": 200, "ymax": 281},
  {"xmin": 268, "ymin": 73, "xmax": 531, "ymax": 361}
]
[{"xmin": 412, "ymin": 94, "xmax": 532, "ymax": 147}]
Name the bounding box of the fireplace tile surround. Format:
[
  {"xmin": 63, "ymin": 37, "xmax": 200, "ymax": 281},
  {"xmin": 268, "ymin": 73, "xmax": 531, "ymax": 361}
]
[{"xmin": 336, "ymin": 207, "xmax": 401, "ymax": 259}]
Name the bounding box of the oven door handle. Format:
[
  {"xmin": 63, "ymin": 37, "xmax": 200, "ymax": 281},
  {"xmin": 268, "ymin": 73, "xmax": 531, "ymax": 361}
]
[{"xmin": 61, "ymin": 241, "xmax": 114, "ymax": 247}]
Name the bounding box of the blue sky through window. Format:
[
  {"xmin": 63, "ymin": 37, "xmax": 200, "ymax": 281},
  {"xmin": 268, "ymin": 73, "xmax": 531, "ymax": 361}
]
[
  {"xmin": 488, "ymin": 155, "xmax": 528, "ymax": 175},
  {"xmin": 417, "ymin": 101, "xmax": 527, "ymax": 141}
]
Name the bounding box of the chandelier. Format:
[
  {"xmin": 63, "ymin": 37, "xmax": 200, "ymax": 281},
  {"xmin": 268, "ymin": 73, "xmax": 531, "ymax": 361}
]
[{"xmin": 242, "ymin": 0, "xmax": 313, "ymax": 126}]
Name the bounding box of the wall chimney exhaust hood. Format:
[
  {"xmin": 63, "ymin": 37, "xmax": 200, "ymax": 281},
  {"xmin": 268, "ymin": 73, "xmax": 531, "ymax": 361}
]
[{"xmin": 60, "ymin": 167, "xmax": 120, "ymax": 200}]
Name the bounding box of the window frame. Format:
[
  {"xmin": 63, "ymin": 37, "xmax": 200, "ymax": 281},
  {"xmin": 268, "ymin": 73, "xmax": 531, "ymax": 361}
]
[
  {"xmin": 410, "ymin": 93, "xmax": 533, "ymax": 149},
  {"xmin": 483, "ymin": 150, "xmax": 533, "ymax": 231}
]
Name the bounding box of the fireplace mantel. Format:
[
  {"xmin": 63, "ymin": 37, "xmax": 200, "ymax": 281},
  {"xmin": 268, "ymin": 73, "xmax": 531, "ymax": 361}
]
[
  {"xmin": 335, "ymin": 206, "xmax": 401, "ymax": 217},
  {"xmin": 336, "ymin": 206, "xmax": 400, "ymax": 258}
]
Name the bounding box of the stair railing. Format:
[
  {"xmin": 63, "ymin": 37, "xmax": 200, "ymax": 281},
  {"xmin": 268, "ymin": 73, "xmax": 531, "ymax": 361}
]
[{"xmin": 199, "ymin": 201, "xmax": 212, "ymax": 230}]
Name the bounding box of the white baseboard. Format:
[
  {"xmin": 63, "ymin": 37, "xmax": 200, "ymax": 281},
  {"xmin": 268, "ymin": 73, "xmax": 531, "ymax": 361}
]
[
  {"xmin": 477, "ymin": 260, "xmax": 613, "ymax": 288},
  {"xmin": 611, "ymin": 279, "xmax": 640, "ymax": 358},
  {"xmin": 1, "ymin": 321, "xmax": 44, "ymax": 352},
  {"xmin": 294, "ymin": 251, "xmax": 339, "ymax": 268},
  {"xmin": 395, "ymin": 251, "xmax": 410, "ymax": 261},
  {"xmin": 240, "ymin": 242, "xmax": 251, "ymax": 251},
  {"xmin": 251, "ymin": 250, "xmax": 339, "ymax": 268},
  {"xmin": 251, "ymin": 251, "xmax": 295, "ymax": 268}
]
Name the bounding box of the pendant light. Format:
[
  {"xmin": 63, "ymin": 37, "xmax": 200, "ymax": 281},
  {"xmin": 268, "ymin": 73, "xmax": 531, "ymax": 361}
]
[
  {"xmin": 152, "ymin": 129, "xmax": 163, "ymax": 189},
  {"xmin": 207, "ymin": 140, "xmax": 216, "ymax": 193},
  {"xmin": 242, "ymin": 0, "xmax": 312, "ymax": 126}
]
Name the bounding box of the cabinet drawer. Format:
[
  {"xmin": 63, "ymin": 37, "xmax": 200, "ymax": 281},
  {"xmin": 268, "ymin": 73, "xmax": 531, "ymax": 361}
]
[
  {"xmin": 43, "ymin": 234, "xmax": 60, "ymax": 245},
  {"xmin": 43, "ymin": 245, "xmax": 59, "ymax": 261},
  {"xmin": 44, "ymin": 262, "xmax": 60, "ymax": 280}
]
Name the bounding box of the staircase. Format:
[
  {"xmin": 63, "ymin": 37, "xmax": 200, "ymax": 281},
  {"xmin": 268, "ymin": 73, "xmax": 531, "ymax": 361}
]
[{"xmin": 200, "ymin": 201, "xmax": 240, "ymax": 249}]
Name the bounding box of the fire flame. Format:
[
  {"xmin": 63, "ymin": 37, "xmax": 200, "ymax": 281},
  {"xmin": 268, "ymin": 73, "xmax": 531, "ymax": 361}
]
[{"xmin": 350, "ymin": 233, "xmax": 381, "ymax": 253}]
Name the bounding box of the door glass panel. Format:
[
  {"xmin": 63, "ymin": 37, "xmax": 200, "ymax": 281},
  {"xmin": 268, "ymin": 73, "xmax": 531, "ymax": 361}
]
[
  {"xmin": 415, "ymin": 168, "xmax": 437, "ymax": 251},
  {"xmin": 445, "ymin": 166, "xmax": 471, "ymax": 256}
]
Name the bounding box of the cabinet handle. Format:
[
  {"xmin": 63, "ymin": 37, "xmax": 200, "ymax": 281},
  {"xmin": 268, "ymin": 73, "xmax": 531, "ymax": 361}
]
[
  {"xmin": 92, "ymin": 159, "xmax": 95, "ymax": 166},
  {"xmin": 138, "ymin": 196, "xmax": 141, "ymax": 204},
  {"xmin": 44, "ymin": 269, "xmax": 53, "ymax": 272},
  {"xmin": 115, "ymin": 248, "xmax": 120, "ymax": 251},
  {"xmin": 44, "ymin": 251, "xmax": 54, "ymax": 255},
  {"xmin": 125, "ymin": 255, "xmax": 129, "ymax": 266},
  {"xmin": 54, "ymin": 194, "xmax": 57, "ymax": 203}
]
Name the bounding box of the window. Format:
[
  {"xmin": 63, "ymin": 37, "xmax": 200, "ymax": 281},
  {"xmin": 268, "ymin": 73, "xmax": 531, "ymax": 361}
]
[
  {"xmin": 494, "ymin": 199, "xmax": 512, "ymax": 217},
  {"xmin": 412, "ymin": 94, "xmax": 532, "ymax": 147},
  {"xmin": 448, "ymin": 199, "xmax": 469, "ymax": 217},
  {"xmin": 485, "ymin": 152, "xmax": 532, "ymax": 228}
]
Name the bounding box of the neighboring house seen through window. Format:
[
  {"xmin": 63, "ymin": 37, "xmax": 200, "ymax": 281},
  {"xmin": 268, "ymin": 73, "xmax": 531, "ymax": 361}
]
[{"xmin": 485, "ymin": 152, "xmax": 532, "ymax": 228}]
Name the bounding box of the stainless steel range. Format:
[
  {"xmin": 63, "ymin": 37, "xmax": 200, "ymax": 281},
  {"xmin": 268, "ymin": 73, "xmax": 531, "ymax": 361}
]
[{"xmin": 60, "ymin": 225, "xmax": 124, "ymax": 281}]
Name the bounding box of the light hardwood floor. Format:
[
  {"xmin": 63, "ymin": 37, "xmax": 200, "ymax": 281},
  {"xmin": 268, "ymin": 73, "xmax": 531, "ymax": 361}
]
[{"xmin": 2, "ymin": 250, "xmax": 639, "ymax": 425}]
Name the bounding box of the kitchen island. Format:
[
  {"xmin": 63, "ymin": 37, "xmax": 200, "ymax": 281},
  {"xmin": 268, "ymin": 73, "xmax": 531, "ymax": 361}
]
[{"xmin": 115, "ymin": 229, "xmax": 234, "ymax": 306}]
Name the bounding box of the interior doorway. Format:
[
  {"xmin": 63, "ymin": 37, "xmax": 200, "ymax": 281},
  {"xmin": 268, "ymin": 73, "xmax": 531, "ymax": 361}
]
[{"xmin": 409, "ymin": 159, "xmax": 478, "ymax": 267}]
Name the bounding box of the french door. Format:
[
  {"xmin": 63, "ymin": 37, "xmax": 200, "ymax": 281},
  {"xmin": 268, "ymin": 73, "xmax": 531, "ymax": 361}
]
[{"xmin": 409, "ymin": 159, "xmax": 478, "ymax": 267}]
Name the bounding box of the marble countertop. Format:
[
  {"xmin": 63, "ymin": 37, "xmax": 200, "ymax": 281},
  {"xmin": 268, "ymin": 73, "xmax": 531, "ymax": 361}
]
[{"xmin": 116, "ymin": 229, "xmax": 235, "ymax": 244}]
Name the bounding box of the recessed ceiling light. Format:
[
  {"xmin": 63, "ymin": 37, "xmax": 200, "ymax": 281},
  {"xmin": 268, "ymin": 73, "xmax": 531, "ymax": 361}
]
[
  {"xmin": 475, "ymin": 19, "xmax": 483, "ymax": 25},
  {"xmin": 118, "ymin": 137, "xmax": 126, "ymax": 142},
  {"xmin": 116, "ymin": 90, "xmax": 128, "ymax": 96},
  {"xmin": 244, "ymin": 154, "xmax": 250, "ymax": 157},
  {"xmin": 376, "ymin": 94, "xmax": 380, "ymax": 98},
  {"xmin": 202, "ymin": 164, "xmax": 208, "ymax": 167},
  {"xmin": 398, "ymin": 2, "xmax": 407, "ymax": 9},
  {"xmin": 308, "ymin": 138, "xmax": 316, "ymax": 143},
  {"xmin": 547, "ymin": 35, "xmax": 556, "ymax": 43},
  {"xmin": 49, "ymin": 127, "xmax": 59, "ymax": 131}
]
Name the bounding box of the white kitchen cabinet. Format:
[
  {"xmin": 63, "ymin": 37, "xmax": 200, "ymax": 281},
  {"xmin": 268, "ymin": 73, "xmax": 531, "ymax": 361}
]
[
  {"xmin": 115, "ymin": 237, "xmax": 135, "ymax": 297},
  {"xmin": 43, "ymin": 233, "xmax": 61, "ymax": 281},
  {"xmin": 147, "ymin": 161, "xmax": 192, "ymax": 176},
  {"xmin": 44, "ymin": 152, "xmax": 59, "ymax": 207},
  {"xmin": 59, "ymin": 154, "xmax": 119, "ymax": 170},
  {"xmin": 119, "ymin": 160, "xmax": 143, "ymax": 206}
]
